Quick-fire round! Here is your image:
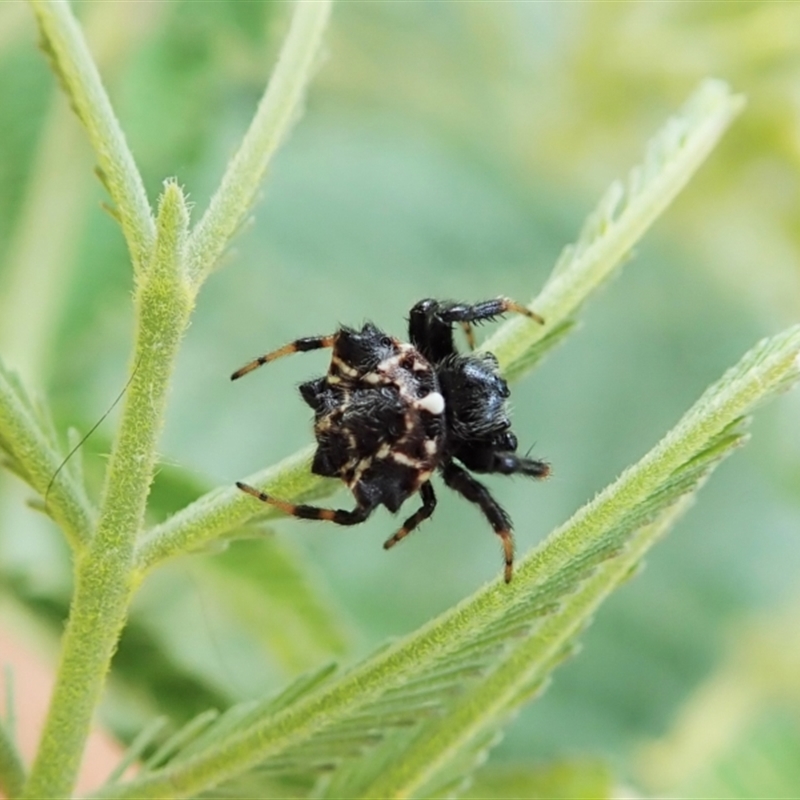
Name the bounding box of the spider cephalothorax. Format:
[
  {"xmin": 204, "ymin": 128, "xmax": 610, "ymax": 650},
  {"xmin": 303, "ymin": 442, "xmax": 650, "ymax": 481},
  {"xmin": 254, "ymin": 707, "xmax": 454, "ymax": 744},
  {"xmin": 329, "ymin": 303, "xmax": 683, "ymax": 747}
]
[{"xmin": 232, "ymin": 297, "xmax": 550, "ymax": 582}]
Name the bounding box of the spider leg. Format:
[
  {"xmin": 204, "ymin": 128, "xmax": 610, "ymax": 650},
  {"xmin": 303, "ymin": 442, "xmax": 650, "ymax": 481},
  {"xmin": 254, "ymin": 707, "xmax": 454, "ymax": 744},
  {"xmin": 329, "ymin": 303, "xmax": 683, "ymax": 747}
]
[
  {"xmin": 409, "ymin": 297, "xmax": 543, "ymax": 362},
  {"xmin": 438, "ymin": 297, "xmax": 544, "ymax": 326},
  {"xmin": 383, "ymin": 481, "xmax": 437, "ymax": 550},
  {"xmin": 467, "ymin": 450, "xmax": 550, "ymax": 478},
  {"xmin": 408, "ymin": 299, "xmax": 455, "ymax": 360},
  {"xmin": 231, "ymin": 334, "xmax": 336, "ymax": 380},
  {"xmin": 236, "ymin": 481, "xmax": 374, "ymax": 525},
  {"xmin": 459, "ymin": 321, "xmax": 476, "ymax": 350},
  {"xmin": 441, "ymin": 461, "xmax": 515, "ymax": 583}
]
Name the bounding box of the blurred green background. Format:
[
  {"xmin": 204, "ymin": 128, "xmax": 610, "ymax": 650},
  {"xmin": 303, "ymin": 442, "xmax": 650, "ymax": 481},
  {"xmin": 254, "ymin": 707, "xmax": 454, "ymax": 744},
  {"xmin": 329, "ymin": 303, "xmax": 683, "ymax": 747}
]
[{"xmin": 1, "ymin": 1, "xmax": 800, "ymax": 795}]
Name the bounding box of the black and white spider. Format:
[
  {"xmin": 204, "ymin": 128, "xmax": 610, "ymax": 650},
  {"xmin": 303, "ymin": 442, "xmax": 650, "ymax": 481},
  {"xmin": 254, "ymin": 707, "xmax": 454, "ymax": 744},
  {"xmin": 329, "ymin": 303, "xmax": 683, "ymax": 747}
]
[{"xmin": 231, "ymin": 297, "xmax": 550, "ymax": 582}]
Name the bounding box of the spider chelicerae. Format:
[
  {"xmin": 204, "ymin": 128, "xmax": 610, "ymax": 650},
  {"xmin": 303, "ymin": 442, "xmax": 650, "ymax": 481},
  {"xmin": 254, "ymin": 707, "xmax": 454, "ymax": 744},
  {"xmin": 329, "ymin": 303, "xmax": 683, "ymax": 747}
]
[{"xmin": 231, "ymin": 297, "xmax": 550, "ymax": 583}]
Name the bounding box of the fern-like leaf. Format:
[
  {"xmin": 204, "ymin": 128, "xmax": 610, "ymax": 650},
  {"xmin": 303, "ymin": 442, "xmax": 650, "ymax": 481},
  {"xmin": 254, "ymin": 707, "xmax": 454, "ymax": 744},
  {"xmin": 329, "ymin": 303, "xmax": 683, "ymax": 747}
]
[
  {"xmin": 93, "ymin": 326, "xmax": 800, "ymax": 800},
  {"xmin": 484, "ymin": 78, "xmax": 745, "ymax": 374}
]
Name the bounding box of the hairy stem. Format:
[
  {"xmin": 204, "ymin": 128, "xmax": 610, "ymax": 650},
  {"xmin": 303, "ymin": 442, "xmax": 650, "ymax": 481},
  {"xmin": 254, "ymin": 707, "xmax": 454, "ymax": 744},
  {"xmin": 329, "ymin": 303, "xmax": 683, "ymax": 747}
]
[
  {"xmin": 27, "ymin": 0, "xmax": 155, "ymax": 274},
  {"xmin": 134, "ymin": 446, "xmax": 326, "ymax": 573},
  {"xmin": 186, "ymin": 0, "xmax": 332, "ymax": 285},
  {"xmin": 21, "ymin": 184, "xmax": 193, "ymax": 799}
]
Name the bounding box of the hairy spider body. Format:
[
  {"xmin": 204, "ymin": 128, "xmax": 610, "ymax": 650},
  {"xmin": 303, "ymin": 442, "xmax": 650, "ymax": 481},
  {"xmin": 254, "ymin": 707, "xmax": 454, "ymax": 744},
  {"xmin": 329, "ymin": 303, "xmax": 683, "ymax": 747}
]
[
  {"xmin": 232, "ymin": 297, "xmax": 549, "ymax": 582},
  {"xmin": 300, "ymin": 330, "xmax": 444, "ymax": 512}
]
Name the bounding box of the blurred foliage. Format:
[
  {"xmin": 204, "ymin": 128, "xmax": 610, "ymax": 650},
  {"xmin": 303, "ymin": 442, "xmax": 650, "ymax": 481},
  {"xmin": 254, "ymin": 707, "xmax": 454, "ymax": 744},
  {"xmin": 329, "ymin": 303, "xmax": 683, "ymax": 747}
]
[
  {"xmin": 1, "ymin": 1, "xmax": 800, "ymax": 797},
  {"xmin": 462, "ymin": 760, "xmax": 613, "ymax": 800},
  {"xmin": 636, "ymin": 602, "xmax": 800, "ymax": 797}
]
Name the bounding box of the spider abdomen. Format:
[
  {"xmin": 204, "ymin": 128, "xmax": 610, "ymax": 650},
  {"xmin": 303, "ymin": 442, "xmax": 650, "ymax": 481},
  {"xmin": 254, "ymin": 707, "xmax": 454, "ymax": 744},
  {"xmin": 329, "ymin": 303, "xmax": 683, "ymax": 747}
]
[{"xmin": 305, "ymin": 327, "xmax": 446, "ymax": 512}]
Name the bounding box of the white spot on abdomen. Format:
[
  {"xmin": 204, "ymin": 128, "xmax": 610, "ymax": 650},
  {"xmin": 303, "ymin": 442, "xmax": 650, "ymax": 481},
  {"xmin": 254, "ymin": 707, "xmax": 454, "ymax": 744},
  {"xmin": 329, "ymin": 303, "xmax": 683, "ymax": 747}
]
[{"xmin": 416, "ymin": 391, "xmax": 445, "ymax": 415}]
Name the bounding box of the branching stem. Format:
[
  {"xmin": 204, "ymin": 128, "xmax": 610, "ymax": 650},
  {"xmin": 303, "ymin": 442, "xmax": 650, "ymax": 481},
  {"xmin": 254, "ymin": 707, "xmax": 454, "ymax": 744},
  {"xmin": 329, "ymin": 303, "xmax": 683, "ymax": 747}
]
[
  {"xmin": 15, "ymin": 0, "xmax": 334, "ymax": 794},
  {"xmin": 22, "ymin": 185, "xmax": 193, "ymax": 799}
]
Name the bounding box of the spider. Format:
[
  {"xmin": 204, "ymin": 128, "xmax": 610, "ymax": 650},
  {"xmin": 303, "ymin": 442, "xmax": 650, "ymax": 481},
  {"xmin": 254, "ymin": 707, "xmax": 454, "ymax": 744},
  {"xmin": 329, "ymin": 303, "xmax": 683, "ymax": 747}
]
[{"xmin": 231, "ymin": 297, "xmax": 550, "ymax": 583}]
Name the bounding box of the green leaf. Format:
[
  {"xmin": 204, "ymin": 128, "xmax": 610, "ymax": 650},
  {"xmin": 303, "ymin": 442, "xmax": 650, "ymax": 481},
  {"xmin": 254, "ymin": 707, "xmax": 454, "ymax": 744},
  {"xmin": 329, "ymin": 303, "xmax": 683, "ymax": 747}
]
[
  {"xmin": 144, "ymin": 712, "xmax": 220, "ymax": 772},
  {"xmin": 0, "ymin": 357, "xmax": 95, "ymax": 549},
  {"xmin": 93, "ymin": 326, "xmax": 800, "ymax": 800},
  {"xmin": 167, "ymin": 663, "xmax": 338, "ymax": 768},
  {"xmin": 349, "ymin": 499, "xmax": 698, "ymax": 799},
  {"xmin": 484, "ymin": 78, "xmax": 745, "ymax": 376}
]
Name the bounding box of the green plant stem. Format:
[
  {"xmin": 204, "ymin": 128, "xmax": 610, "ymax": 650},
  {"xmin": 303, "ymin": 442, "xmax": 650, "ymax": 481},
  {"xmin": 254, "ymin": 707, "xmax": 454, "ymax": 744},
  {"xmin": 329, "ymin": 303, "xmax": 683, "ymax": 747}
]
[
  {"xmin": 13, "ymin": 1, "xmax": 334, "ymax": 791},
  {"xmin": 186, "ymin": 0, "xmax": 332, "ymax": 285},
  {"xmin": 21, "ymin": 184, "xmax": 193, "ymax": 800},
  {"xmin": 134, "ymin": 445, "xmax": 331, "ymax": 573},
  {"xmin": 27, "ymin": 0, "xmax": 154, "ymax": 273},
  {"xmin": 1, "ymin": 3, "xmax": 158, "ymax": 383}
]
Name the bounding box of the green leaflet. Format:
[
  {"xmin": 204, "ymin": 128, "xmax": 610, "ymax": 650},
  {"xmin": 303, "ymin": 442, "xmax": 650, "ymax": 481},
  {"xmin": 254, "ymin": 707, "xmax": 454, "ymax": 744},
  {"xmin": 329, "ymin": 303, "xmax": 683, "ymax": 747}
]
[
  {"xmin": 351, "ymin": 499, "xmax": 708, "ymax": 798},
  {"xmin": 105, "ymin": 717, "xmax": 169, "ymax": 786},
  {"xmin": 0, "ymin": 357, "xmax": 95, "ymax": 549},
  {"xmin": 319, "ymin": 421, "xmax": 743, "ymax": 798},
  {"xmin": 485, "ymin": 78, "xmax": 745, "ymax": 373}
]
